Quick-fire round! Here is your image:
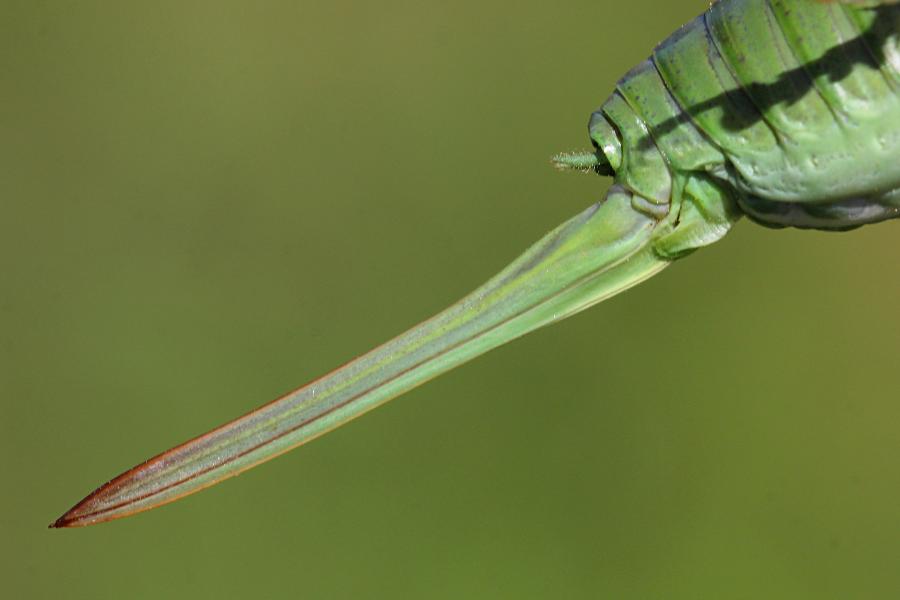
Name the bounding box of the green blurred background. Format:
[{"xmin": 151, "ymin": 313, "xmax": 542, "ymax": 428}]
[{"xmin": 3, "ymin": 1, "xmax": 900, "ymax": 598}]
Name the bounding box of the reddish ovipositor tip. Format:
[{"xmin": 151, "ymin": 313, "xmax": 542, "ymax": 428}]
[
  {"xmin": 50, "ymin": 493, "xmax": 106, "ymax": 528},
  {"xmin": 49, "ymin": 515, "xmax": 71, "ymax": 529}
]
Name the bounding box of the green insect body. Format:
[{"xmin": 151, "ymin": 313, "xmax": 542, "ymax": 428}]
[
  {"xmin": 581, "ymin": 0, "xmax": 900, "ymax": 237},
  {"xmin": 54, "ymin": 0, "xmax": 900, "ymax": 528}
]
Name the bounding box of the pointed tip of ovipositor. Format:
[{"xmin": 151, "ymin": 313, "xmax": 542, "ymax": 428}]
[
  {"xmin": 49, "ymin": 494, "xmax": 102, "ymax": 529},
  {"xmin": 49, "ymin": 507, "xmax": 84, "ymax": 528},
  {"xmin": 49, "ymin": 515, "xmax": 70, "ymax": 529}
]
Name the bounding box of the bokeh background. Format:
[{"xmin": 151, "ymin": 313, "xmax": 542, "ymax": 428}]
[{"xmin": 4, "ymin": 1, "xmax": 900, "ymax": 598}]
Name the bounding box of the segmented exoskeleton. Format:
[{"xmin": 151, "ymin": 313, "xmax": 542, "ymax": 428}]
[
  {"xmin": 54, "ymin": 0, "xmax": 900, "ymax": 528},
  {"xmin": 577, "ymin": 0, "xmax": 900, "ymax": 247}
]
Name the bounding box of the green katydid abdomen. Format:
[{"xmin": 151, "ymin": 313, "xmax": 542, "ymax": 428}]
[{"xmin": 590, "ymin": 0, "xmax": 900, "ymax": 229}]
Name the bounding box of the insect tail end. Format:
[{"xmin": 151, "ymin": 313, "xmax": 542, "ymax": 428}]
[{"xmin": 551, "ymin": 150, "xmax": 600, "ymax": 172}]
